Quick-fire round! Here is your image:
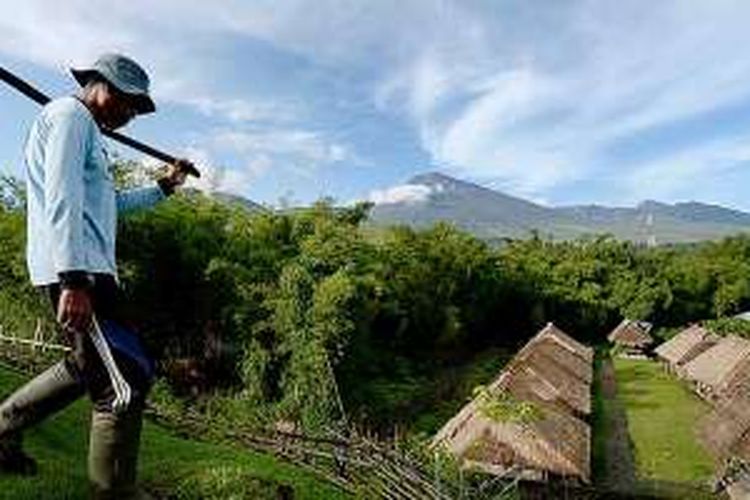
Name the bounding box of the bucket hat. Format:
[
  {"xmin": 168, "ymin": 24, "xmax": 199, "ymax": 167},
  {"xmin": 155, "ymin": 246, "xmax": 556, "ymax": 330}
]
[{"xmin": 71, "ymin": 53, "xmax": 155, "ymax": 114}]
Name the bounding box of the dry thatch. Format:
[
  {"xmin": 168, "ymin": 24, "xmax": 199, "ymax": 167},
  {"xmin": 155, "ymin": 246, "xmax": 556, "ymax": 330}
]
[
  {"xmin": 654, "ymin": 324, "xmax": 719, "ymax": 370},
  {"xmin": 432, "ymin": 369, "xmax": 591, "ymax": 482},
  {"xmin": 699, "ymin": 394, "xmax": 750, "ymax": 461},
  {"xmin": 535, "ymin": 322, "xmax": 594, "ymax": 365},
  {"xmin": 718, "ymin": 359, "xmax": 750, "ymax": 401},
  {"xmin": 505, "ymin": 349, "xmax": 591, "ymax": 415},
  {"xmin": 682, "ymin": 336, "xmax": 750, "ymax": 397},
  {"xmin": 727, "ymin": 479, "xmax": 750, "ymax": 500},
  {"xmin": 607, "ymin": 319, "xmax": 654, "ymax": 349},
  {"xmin": 523, "ymin": 324, "xmax": 593, "ymax": 384}
]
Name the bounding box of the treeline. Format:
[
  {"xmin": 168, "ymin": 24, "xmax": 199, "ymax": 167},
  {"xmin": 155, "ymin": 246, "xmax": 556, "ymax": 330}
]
[{"xmin": 1, "ymin": 177, "xmax": 750, "ymax": 431}]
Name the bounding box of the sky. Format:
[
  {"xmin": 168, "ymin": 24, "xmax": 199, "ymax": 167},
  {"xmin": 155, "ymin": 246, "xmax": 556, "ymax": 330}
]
[{"xmin": 2, "ymin": 1, "xmax": 750, "ymax": 210}]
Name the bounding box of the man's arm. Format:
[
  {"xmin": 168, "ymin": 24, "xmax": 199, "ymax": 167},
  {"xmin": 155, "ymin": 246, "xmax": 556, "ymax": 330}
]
[
  {"xmin": 116, "ymin": 185, "xmax": 166, "ymax": 213},
  {"xmin": 115, "ymin": 161, "xmax": 190, "ymax": 212}
]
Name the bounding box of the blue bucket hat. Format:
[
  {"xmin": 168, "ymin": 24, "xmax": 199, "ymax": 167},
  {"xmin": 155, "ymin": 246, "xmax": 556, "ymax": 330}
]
[{"xmin": 71, "ymin": 53, "xmax": 155, "ymax": 114}]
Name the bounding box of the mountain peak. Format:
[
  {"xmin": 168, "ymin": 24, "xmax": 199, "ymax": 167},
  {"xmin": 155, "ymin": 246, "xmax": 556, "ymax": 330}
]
[{"xmin": 407, "ymin": 171, "xmax": 461, "ymax": 186}]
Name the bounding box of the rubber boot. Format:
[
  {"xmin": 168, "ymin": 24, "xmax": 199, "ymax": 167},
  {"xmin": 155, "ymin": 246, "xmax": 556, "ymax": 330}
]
[
  {"xmin": 88, "ymin": 405, "xmax": 147, "ymax": 499},
  {"xmin": 0, "ymin": 360, "xmax": 84, "ymax": 474}
]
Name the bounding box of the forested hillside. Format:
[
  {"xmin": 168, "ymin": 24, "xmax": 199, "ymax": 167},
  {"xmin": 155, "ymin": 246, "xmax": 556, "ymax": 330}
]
[{"xmin": 1, "ymin": 174, "xmax": 749, "ymax": 434}]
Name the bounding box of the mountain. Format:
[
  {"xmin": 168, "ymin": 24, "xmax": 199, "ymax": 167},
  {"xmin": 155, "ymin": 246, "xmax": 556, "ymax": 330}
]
[
  {"xmin": 369, "ymin": 172, "xmax": 750, "ymax": 243},
  {"xmin": 182, "ymin": 188, "xmax": 267, "ymax": 212}
]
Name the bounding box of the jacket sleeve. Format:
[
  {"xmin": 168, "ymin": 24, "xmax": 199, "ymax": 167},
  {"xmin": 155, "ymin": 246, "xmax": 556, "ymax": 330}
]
[
  {"xmin": 43, "ymin": 107, "xmax": 91, "ymax": 273},
  {"xmin": 116, "ymin": 185, "xmax": 166, "ymax": 213}
]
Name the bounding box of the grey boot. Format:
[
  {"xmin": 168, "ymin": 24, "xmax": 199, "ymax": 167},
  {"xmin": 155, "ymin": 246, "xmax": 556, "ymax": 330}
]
[
  {"xmin": 88, "ymin": 405, "xmax": 145, "ymax": 499},
  {"xmin": 0, "ymin": 360, "xmax": 84, "ymax": 474}
]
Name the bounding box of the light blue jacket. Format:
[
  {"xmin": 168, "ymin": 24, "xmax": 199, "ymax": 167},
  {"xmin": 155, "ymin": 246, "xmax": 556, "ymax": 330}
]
[{"xmin": 24, "ymin": 96, "xmax": 166, "ymax": 286}]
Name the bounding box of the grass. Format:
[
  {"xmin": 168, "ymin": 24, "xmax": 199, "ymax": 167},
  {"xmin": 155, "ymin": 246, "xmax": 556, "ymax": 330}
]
[
  {"xmin": 589, "ymin": 347, "xmax": 608, "ymax": 482},
  {"xmin": 0, "ymin": 363, "xmax": 349, "ymax": 499},
  {"xmin": 613, "ymin": 357, "xmax": 714, "ymax": 484}
]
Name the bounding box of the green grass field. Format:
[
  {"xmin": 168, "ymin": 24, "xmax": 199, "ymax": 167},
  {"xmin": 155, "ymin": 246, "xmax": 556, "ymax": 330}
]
[
  {"xmin": 0, "ymin": 363, "xmax": 348, "ymax": 499},
  {"xmin": 613, "ymin": 358, "xmax": 714, "ymax": 484}
]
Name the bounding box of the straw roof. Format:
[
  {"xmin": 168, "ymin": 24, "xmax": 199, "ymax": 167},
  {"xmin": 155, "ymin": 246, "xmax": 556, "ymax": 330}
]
[
  {"xmin": 522, "ymin": 327, "xmax": 593, "ymax": 385},
  {"xmin": 607, "ymin": 319, "xmax": 654, "ymax": 348},
  {"xmin": 432, "ymin": 371, "xmax": 591, "ymax": 482},
  {"xmin": 718, "ymin": 359, "xmax": 750, "ymax": 401},
  {"xmin": 727, "ymin": 479, "xmax": 750, "ymax": 500},
  {"xmin": 733, "ymin": 435, "xmax": 750, "ymax": 463},
  {"xmin": 504, "ymin": 359, "xmax": 589, "ymax": 417},
  {"xmin": 507, "ymin": 343, "xmax": 591, "ymax": 415},
  {"xmin": 534, "ymin": 322, "xmax": 594, "ymax": 365},
  {"xmin": 682, "ymin": 335, "xmax": 750, "ymax": 390},
  {"xmin": 699, "ymin": 395, "xmax": 750, "ymax": 461},
  {"xmin": 654, "ymin": 324, "xmax": 719, "ymax": 367}
]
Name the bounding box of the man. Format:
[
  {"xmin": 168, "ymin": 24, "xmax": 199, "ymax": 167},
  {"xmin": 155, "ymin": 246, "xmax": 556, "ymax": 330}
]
[{"xmin": 0, "ymin": 53, "xmax": 192, "ymax": 498}]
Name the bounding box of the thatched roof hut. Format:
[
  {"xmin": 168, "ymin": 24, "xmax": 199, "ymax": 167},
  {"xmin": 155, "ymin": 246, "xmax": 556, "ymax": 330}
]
[
  {"xmin": 654, "ymin": 324, "xmax": 719, "ymax": 371},
  {"xmin": 607, "ymin": 319, "xmax": 654, "ymax": 350},
  {"xmin": 535, "ymin": 322, "xmax": 594, "ymax": 365},
  {"xmin": 432, "ymin": 370, "xmax": 591, "ymax": 482},
  {"xmin": 682, "ymin": 336, "xmax": 750, "ymax": 398},
  {"xmin": 432, "ymin": 322, "xmax": 593, "ymax": 483}
]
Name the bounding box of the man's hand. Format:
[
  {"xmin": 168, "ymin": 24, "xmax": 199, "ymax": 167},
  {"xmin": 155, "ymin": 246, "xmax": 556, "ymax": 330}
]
[
  {"xmin": 57, "ymin": 288, "xmax": 93, "ymax": 336},
  {"xmin": 166, "ymin": 159, "xmax": 193, "ymax": 186},
  {"xmin": 158, "ymin": 159, "xmax": 193, "ymax": 195}
]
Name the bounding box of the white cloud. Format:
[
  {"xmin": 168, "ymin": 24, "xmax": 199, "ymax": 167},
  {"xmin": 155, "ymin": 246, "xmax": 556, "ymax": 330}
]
[
  {"xmin": 177, "ymin": 146, "xmax": 223, "ymax": 194},
  {"xmin": 367, "ymin": 183, "xmax": 433, "ymax": 205},
  {"xmin": 218, "ymin": 168, "xmax": 258, "ymax": 197},
  {"xmin": 168, "ymin": 146, "xmax": 257, "ymax": 197},
  {"xmin": 184, "ymin": 96, "xmax": 299, "ymax": 124},
  {"xmin": 213, "ymin": 129, "xmax": 358, "ymax": 168},
  {"xmin": 623, "ymin": 133, "xmax": 750, "ymax": 204}
]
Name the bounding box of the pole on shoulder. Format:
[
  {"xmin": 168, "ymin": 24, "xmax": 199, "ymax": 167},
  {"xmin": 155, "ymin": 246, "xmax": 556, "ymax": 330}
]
[{"xmin": 0, "ymin": 65, "xmax": 200, "ymax": 177}]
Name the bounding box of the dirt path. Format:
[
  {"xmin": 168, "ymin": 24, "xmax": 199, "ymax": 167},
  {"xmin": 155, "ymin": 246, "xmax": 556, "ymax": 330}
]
[{"xmin": 599, "ymin": 356, "xmax": 638, "ymax": 492}]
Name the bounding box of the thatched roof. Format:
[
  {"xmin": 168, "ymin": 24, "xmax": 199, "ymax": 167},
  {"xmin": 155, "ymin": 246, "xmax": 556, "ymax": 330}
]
[
  {"xmin": 727, "ymin": 479, "xmax": 750, "ymax": 500},
  {"xmin": 683, "ymin": 335, "xmax": 750, "ymax": 390},
  {"xmin": 607, "ymin": 319, "xmax": 654, "ymax": 348},
  {"xmin": 654, "ymin": 324, "xmax": 719, "ymax": 367},
  {"xmin": 718, "ymin": 360, "xmax": 750, "ymax": 401},
  {"xmin": 432, "ymin": 370, "xmax": 590, "ymax": 482},
  {"xmin": 431, "ymin": 322, "xmax": 593, "ymax": 482},
  {"xmin": 534, "ymin": 322, "xmax": 594, "ymax": 365},
  {"xmin": 522, "ymin": 325, "xmax": 593, "ymax": 385},
  {"xmin": 503, "ymin": 353, "xmax": 590, "ymax": 416},
  {"xmin": 699, "ymin": 394, "xmax": 750, "ymax": 461}
]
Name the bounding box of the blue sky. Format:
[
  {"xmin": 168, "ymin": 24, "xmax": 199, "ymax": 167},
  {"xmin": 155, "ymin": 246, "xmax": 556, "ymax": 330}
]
[{"xmin": 2, "ymin": 1, "xmax": 750, "ymax": 210}]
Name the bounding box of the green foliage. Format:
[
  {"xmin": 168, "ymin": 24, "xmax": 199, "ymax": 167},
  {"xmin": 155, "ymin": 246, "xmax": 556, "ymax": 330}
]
[
  {"xmin": 109, "ymin": 155, "xmax": 160, "ymax": 189},
  {"xmin": 703, "ymin": 317, "xmax": 750, "ymax": 338},
  {"xmin": 2, "ymin": 162, "xmax": 750, "ymax": 432},
  {"xmin": 472, "ymin": 385, "xmax": 543, "ymax": 424}
]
